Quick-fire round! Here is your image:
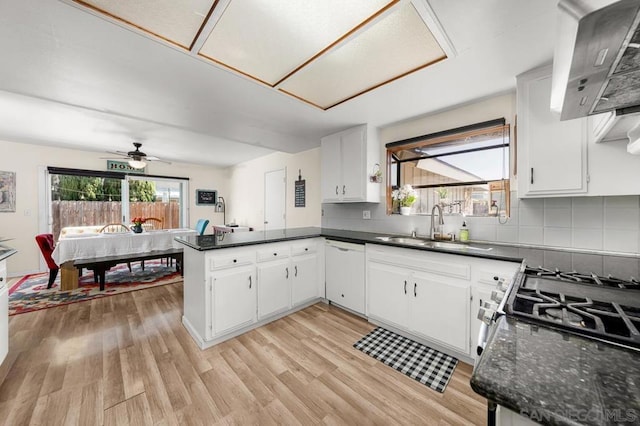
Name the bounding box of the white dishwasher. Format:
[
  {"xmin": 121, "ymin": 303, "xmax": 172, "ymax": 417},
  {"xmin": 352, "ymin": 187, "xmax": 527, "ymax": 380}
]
[{"xmin": 325, "ymin": 240, "xmax": 365, "ymax": 315}]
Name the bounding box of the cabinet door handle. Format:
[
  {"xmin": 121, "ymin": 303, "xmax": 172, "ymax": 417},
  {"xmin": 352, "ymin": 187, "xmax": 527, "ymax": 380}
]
[
  {"xmin": 414, "ymin": 283, "xmax": 417, "ymax": 297},
  {"xmin": 335, "ymin": 185, "xmax": 339, "ymax": 195},
  {"xmin": 294, "ymin": 265, "xmax": 298, "ymax": 277},
  {"xmin": 342, "ymin": 185, "xmax": 346, "ymax": 195},
  {"xmin": 530, "ymin": 167, "xmax": 534, "ymax": 184},
  {"xmin": 249, "ymin": 275, "xmax": 252, "ymax": 289},
  {"xmin": 404, "ymin": 280, "xmax": 407, "ymax": 294},
  {"xmin": 286, "ymin": 267, "xmax": 289, "ymax": 279}
]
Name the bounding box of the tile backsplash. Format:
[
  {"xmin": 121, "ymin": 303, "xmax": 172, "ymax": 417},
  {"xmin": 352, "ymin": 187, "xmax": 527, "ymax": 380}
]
[{"xmin": 321, "ymin": 193, "xmax": 640, "ymax": 254}]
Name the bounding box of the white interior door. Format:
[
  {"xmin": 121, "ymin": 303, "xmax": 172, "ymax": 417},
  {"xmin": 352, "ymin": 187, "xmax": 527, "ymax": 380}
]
[{"xmin": 264, "ymin": 169, "xmax": 286, "ymax": 230}]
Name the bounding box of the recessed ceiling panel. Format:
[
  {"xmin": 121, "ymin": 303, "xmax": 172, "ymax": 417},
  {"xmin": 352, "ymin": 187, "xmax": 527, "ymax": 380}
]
[
  {"xmin": 198, "ymin": 0, "xmax": 396, "ymax": 85},
  {"xmin": 74, "ymin": 0, "xmax": 215, "ymax": 49},
  {"xmin": 279, "ymin": 2, "xmax": 447, "ymax": 109}
]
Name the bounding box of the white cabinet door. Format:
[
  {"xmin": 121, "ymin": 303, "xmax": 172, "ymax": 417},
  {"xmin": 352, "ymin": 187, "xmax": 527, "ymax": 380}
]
[
  {"xmin": 367, "ymin": 261, "xmax": 409, "ymax": 329},
  {"xmin": 340, "ymin": 126, "xmax": 365, "ymax": 201},
  {"xmin": 291, "ymin": 254, "xmax": 318, "ymax": 306},
  {"xmin": 0, "ymin": 260, "xmax": 7, "ymax": 365},
  {"xmin": 321, "ymin": 134, "xmax": 342, "ymax": 202},
  {"xmin": 517, "ymin": 65, "xmax": 588, "ymax": 197},
  {"xmin": 212, "ymin": 266, "xmax": 256, "ymax": 336},
  {"xmin": 257, "ymin": 259, "xmax": 291, "ymax": 319},
  {"xmin": 410, "ymin": 273, "xmax": 470, "ymax": 353},
  {"xmin": 325, "ymin": 242, "xmax": 365, "ymax": 314}
]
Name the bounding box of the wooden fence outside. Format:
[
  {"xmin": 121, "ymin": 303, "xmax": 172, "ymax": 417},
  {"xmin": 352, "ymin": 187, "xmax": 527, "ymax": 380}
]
[{"xmin": 52, "ymin": 201, "xmax": 180, "ymax": 238}]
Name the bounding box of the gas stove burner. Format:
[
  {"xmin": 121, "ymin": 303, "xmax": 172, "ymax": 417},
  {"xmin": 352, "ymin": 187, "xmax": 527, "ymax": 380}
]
[
  {"xmin": 507, "ymin": 270, "xmax": 640, "ymax": 350},
  {"xmin": 543, "ymin": 308, "xmax": 585, "ymax": 327},
  {"xmin": 524, "ymin": 266, "xmax": 639, "ymax": 289}
]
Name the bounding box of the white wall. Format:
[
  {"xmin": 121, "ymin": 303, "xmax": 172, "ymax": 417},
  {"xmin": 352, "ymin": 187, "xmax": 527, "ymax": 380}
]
[
  {"xmin": 227, "ymin": 148, "xmax": 321, "ymax": 231},
  {"xmin": 322, "ymin": 92, "xmax": 640, "ymax": 255},
  {"xmin": 0, "ymin": 139, "xmax": 228, "ymax": 276}
]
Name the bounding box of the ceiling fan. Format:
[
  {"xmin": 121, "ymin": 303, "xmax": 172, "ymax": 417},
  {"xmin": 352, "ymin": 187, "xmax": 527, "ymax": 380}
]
[{"xmin": 103, "ymin": 142, "xmax": 171, "ymax": 169}]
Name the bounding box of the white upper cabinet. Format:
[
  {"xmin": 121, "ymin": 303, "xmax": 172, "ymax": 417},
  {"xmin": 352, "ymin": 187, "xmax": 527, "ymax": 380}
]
[
  {"xmin": 321, "ymin": 124, "xmax": 380, "ymax": 203},
  {"xmin": 517, "ymin": 64, "xmax": 588, "ymax": 198}
]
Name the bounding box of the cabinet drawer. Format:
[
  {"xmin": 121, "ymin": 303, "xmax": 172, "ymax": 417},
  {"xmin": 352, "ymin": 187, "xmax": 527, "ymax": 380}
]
[
  {"xmin": 209, "ymin": 253, "xmax": 255, "ymax": 270},
  {"xmin": 257, "ymin": 246, "xmax": 290, "ymax": 262},
  {"xmin": 291, "ymin": 241, "xmax": 317, "ymax": 256}
]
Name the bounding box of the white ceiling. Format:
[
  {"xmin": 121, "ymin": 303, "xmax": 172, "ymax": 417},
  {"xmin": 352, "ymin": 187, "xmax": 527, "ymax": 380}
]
[{"xmin": 0, "ymin": 0, "xmax": 558, "ymax": 168}]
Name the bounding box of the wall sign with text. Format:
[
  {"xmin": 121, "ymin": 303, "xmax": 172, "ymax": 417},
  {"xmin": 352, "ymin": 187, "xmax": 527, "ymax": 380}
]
[
  {"xmin": 107, "ymin": 160, "xmax": 146, "ymax": 174},
  {"xmin": 196, "ymin": 189, "xmax": 217, "ymax": 205}
]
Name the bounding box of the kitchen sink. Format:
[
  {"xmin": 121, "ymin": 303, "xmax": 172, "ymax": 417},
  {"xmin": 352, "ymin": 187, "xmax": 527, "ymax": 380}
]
[
  {"xmin": 375, "ymin": 236, "xmax": 492, "ymax": 251},
  {"xmin": 375, "ymin": 236, "xmax": 430, "ymax": 246}
]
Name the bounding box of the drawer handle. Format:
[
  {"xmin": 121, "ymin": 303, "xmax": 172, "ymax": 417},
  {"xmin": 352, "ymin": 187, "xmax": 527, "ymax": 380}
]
[
  {"xmin": 335, "ymin": 186, "xmax": 339, "ymax": 195},
  {"xmin": 273, "ymin": 252, "xmax": 277, "ymax": 256},
  {"xmin": 249, "ymin": 276, "xmax": 252, "ymax": 289},
  {"xmin": 305, "ymin": 248, "xmax": 308, "ymax": 251},
  {"xmin": 233, "ymin": 259, "xmax": 237, "ymax": 263},
  {"xmin": 414, "ymin": 283, "xmax": 417, "ymax": 297},
  {"xmin": 404, "ymin": 280, "xmax": 407, "ymax": 294},
  {"xmin": 342, "ymin": 185, "xmax": 346, "ymax": 195},
  {"xmin": 285, "ymin": 267, "xmax": 289, "ymax": 279},
  {"xmin": 294, "ymin": 265, "xmax": 298, "ymax": 277}
]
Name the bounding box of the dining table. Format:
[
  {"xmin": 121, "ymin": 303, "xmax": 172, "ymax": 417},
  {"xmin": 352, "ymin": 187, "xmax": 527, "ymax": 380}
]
[{"xmin": 52, "ymin": 228, "xmax": 196, "ymax": 290}]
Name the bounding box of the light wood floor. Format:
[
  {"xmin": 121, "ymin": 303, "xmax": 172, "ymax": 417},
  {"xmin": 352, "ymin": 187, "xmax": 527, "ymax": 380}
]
[{"xmin": 0, "ymin": 282, "xmax": 487, "ymax": 425}]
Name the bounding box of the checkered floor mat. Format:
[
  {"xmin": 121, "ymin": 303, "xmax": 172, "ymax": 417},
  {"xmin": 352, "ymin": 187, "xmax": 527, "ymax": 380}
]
[{"xmin": 353, "ymin": 327, "xmax": 458, "ymax": 393}]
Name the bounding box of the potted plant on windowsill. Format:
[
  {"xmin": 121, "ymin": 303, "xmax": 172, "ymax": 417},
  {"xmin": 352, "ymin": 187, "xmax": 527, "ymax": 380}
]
[{"xmin": 392, "ymin": 185, "xmax": 417, "ymax": 215}]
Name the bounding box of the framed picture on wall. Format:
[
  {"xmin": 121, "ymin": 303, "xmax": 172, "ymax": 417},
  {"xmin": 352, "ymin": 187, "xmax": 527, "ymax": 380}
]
[
  {"xmin": 196, "ymin": 189, "xmax": 217, "ymax": 206},
  {"xmin": 0, "ymin": 171, "xmax": 16, "ymax": 212}
]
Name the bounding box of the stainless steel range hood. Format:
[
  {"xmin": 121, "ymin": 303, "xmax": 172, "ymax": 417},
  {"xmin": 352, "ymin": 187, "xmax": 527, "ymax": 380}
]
[{"xmin": 551, "ymin": 0, "xmax": 640, "ymax": 121}]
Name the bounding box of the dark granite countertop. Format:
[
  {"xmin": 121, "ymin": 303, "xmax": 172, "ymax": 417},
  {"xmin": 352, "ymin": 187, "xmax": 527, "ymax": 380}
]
[
  {"xmin": 471, "ymin": 316, "xmax": 640, "ymax": 426},
  {"xmin": 174, "ymin": 228, "xmax": 640, "ymax": 275},
  {"xmin": 0, "ymin": 247, "xmax": 17, "ymax": 262},
  {"xmin": 174, "ymin": 227, "xmax": 525, "ymax": 262}
]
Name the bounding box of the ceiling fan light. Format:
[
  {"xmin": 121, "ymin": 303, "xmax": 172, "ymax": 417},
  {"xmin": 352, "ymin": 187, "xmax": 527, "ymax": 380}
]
[{"xmin": 128, "ymin": 159, "xmax": 146, "ymax": 169}]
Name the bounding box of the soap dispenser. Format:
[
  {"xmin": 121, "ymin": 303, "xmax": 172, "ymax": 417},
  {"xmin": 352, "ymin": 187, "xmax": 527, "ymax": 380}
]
[{"xmin": 459, "ymin": 221, "xmax": 469, "ymax": 242}]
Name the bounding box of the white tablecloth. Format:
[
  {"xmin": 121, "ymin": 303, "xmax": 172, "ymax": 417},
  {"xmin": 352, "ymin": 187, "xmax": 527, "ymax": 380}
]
[{"xmin": 52, "ymin": 228, "xmax": 196, "ymax": 265}]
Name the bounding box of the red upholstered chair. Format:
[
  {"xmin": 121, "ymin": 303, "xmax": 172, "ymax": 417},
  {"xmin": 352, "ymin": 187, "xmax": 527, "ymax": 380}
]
[{"xmin": 35, "ymin": 234, "xmax": 58, "ymax": 289}]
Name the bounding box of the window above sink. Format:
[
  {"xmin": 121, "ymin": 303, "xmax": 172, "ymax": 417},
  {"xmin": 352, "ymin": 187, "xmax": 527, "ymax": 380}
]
[{"xmin": 386, "ymin": 118, "xmax": 511, "ymax": 218}]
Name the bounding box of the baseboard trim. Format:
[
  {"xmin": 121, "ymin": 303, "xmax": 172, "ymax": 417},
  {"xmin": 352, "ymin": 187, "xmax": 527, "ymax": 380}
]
[{"xmin": 184, "ymin": 297, "xmax": 323, "ymax": 350}]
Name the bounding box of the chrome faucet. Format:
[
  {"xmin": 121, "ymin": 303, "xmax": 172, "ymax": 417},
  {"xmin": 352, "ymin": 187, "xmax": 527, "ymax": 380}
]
[{"xmin": 430, "ymin": 204, "xmax": 445, "ymax": 240}]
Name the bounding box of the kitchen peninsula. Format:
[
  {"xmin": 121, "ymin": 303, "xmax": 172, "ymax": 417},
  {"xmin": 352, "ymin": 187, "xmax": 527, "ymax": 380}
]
[{"xmin": 175, "ymin": 227, "xmax": 525, "ymax": 352}]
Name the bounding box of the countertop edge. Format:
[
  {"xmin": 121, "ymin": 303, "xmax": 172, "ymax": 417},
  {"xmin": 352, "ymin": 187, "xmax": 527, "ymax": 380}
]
[
  {"xmin": 175, "ymin": 233, "xmax": 322, "ymax": 251},
  {"xmin": 174, "ymin": 229, "xmax": 524, "ymax": 262},
  {"xmin": 0, "ymin": 248, "xmax": 17, "ymax": 262}
]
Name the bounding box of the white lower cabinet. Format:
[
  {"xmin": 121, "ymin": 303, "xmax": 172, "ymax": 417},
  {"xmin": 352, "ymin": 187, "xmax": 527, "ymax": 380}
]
[
  {"xmin": 291, "ymin": 254, "xmax": 319, "ymax": 306},
  {"xmin": 257, "ymin": 259, "xmax": 291, "ymax": 319},
  {"xmin": 368, "ymin": 262, "xmax": 409, "ymax": 329},
  {"xmin": 411, "ymin": 272, "xmax": 470, "ymax": 353},
  {"xmin": 367, "ymin": 244, "xmax": 520, "ymax": 359},
  {"xmin": 183, "ymin": 238, "xmax": 323, "ymax": 348},
  {"xmin": 368, "ymin": 258, "xmax": 470, "ymax": 354},
  {"xmin": 212, "ymin": 265, "xmax": 256, "ymax": 336}
]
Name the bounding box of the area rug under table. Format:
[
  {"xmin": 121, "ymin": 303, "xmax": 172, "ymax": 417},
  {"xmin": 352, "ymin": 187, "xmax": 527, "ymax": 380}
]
[
  {"xmin": 9, "ymin": 260, "xmax": 182, "ymax": 315},
  {"xmin": 354, "ymin": 327, "xmax": 458, "ymax": 393}
]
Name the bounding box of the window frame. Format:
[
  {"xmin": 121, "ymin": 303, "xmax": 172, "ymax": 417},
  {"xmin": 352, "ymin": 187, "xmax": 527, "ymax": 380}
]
[{"xmin": 385, "ymin": 118, "xmax": 510, "ymax": 215}]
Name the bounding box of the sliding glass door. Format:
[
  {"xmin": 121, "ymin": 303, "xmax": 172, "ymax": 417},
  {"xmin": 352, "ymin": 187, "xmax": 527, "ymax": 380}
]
[
  {"xmin": 46, "ymin": 168, "xmax": 189, "ymax": 239},
  {"xmin": 125, "ymin": 176, "xmax": 187, "ymax": 230}
]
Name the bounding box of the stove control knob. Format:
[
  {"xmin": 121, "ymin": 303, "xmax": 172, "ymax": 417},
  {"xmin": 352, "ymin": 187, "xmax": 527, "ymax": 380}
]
[
  {"xmin": 491, "ymin": 290, "xmax": 505, "ymax": 303},
  {"xmin": 477, "ymin": 307, "xmax": 494, "ymax": 325}
]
